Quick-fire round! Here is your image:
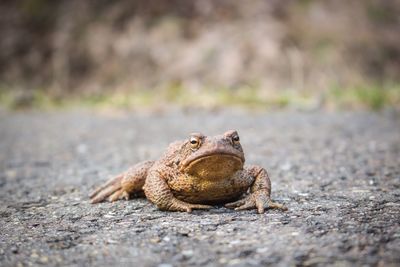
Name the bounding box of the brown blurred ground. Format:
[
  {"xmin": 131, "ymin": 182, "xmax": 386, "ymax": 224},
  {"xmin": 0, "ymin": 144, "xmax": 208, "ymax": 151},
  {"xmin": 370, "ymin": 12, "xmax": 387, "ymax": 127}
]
[{"xmin": 0, "ymin": 0, "xmax": 399, "ymax": 107}]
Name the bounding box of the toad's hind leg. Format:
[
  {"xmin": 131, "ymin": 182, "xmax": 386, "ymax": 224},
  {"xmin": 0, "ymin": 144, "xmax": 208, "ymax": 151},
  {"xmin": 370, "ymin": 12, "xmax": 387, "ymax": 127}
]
[{"xmin": 90, "ymin": 160, "xmax": 154, "ymax": 204}]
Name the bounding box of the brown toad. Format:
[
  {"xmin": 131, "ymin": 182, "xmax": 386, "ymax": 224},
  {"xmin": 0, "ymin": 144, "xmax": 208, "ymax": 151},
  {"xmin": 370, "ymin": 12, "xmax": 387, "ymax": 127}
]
[{"xmin": 90, "ymin": 130, "xmax": 287, "ymax": 213}]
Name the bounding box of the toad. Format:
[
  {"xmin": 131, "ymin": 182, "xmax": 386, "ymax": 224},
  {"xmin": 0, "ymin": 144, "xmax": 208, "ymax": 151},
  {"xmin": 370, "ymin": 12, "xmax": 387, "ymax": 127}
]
[{"xmin": 90, "ymin": 130, "xmax": 287, "ymax": 213}]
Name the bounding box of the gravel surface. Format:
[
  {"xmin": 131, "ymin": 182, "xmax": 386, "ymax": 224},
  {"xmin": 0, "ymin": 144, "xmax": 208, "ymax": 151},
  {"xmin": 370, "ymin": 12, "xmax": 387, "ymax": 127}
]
[{"xmin": 0, "ymin": 109, "xmax": 399, "ymax": 267}]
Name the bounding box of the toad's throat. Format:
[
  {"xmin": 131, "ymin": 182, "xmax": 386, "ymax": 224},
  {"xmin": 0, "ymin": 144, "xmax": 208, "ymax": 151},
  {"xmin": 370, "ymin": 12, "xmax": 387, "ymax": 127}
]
[{"xmin": 182, "ymin": 154, "xmax": 244, "ymax": 180}]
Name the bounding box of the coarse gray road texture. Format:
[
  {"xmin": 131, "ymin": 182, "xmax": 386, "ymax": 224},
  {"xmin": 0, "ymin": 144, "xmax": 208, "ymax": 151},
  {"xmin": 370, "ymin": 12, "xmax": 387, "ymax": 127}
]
[{"xmin": 0, "ymin": 109, "xmax": 399, "ymax": 267}]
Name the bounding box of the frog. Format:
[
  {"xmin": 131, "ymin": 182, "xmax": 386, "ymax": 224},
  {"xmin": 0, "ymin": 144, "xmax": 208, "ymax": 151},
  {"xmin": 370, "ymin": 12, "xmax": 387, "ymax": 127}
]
[{"xmin": 90, "ymin": 130, "xmax": 287, "ymax": 214}]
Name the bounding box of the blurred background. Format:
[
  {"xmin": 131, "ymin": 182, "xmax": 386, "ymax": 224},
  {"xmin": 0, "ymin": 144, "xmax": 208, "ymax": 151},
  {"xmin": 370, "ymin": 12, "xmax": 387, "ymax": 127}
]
[{"xmin": 0, "ymin": 0, "xmax": 399, "ymax": 110}]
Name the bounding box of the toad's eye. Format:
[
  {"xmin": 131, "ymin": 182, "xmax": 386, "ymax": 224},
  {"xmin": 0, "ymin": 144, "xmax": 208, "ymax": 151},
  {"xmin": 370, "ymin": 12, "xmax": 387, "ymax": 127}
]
[
  {"xmin": 190, "ymin": 136, "xmax": 201, "ymax": 149},
  {"xmin": 232, "ymin": 135, "xmax": 240, "ymax": 143},
  {"xmin": 188, "ymin": 133, "xmax": 204, "ymax": 150},
  {"xmin": 190, "ymin": 138, "xmax": 198, "ymax": 145}
]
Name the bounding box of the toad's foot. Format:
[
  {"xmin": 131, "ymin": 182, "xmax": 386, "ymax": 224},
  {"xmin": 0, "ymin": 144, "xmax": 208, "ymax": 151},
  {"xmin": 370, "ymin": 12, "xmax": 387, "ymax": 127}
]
[
  {"xmin": 89, "ymin": 174, "xmax": 125, "ymax": 204},
  {"xmin": 169, "ymin": 199, "xmax": 213, "ymax": 213},
  {"xmin": 225, "ymin": 190, "xmax": 287, "ymax": 214}
]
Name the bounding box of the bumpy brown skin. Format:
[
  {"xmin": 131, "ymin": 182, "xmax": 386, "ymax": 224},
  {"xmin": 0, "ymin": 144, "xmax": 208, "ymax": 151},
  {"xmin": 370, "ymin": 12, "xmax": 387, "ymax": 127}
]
[{"xmin": 90, "ymin": 130, "xmax": 287, "ymax": 214}]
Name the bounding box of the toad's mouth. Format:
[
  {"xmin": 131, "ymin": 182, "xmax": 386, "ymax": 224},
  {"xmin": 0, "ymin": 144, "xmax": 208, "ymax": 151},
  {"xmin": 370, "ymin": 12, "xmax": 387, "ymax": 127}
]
[{"xmin": 181, "ymin": 152, "xmax": 244, "ymax": 180}]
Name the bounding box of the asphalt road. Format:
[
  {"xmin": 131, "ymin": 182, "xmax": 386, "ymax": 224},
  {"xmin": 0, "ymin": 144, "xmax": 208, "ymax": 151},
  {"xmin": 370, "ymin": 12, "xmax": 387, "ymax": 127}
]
[{"xmin": 0, "ymin": 109, "xmax": 399, "ymax": 267}]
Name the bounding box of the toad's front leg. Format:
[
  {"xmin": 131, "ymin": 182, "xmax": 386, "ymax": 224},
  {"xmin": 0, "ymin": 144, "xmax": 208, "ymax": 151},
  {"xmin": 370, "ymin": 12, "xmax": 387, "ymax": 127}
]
[
  {"xmin": 225, "ymin": 165, "xmax": 287, "ymax": 214},
  {"xmin": 143, "ymin": 169, "xmax": 212, "ymax": 213}
]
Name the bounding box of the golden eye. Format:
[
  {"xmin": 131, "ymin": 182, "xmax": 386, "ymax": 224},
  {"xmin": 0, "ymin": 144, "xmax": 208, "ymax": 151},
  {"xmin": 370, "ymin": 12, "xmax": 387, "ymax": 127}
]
[{"xmin": 190, "ymin": 137, "xmax": 200, "ymax": 149}]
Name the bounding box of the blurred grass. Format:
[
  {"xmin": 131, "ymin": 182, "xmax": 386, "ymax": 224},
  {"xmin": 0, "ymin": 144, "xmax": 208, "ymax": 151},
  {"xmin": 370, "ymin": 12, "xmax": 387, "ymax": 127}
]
[
  {"xmin": 328, "ymin": 83, "xmax": 400, "ymax": 110},
  {"xmin": 0, "ymin": 84, "xmax": 399, "ymax": 111}
]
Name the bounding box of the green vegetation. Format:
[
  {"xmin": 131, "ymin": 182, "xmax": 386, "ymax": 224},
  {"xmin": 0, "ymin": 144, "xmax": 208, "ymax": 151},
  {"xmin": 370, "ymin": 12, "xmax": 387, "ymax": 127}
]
[
  {"xmin": 0, "ymin": 84, "xmax": 399, "ymax": 111},
  {"xmin": 329, "ymin": 83, "xmax": 400, "ymax": 110}
]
